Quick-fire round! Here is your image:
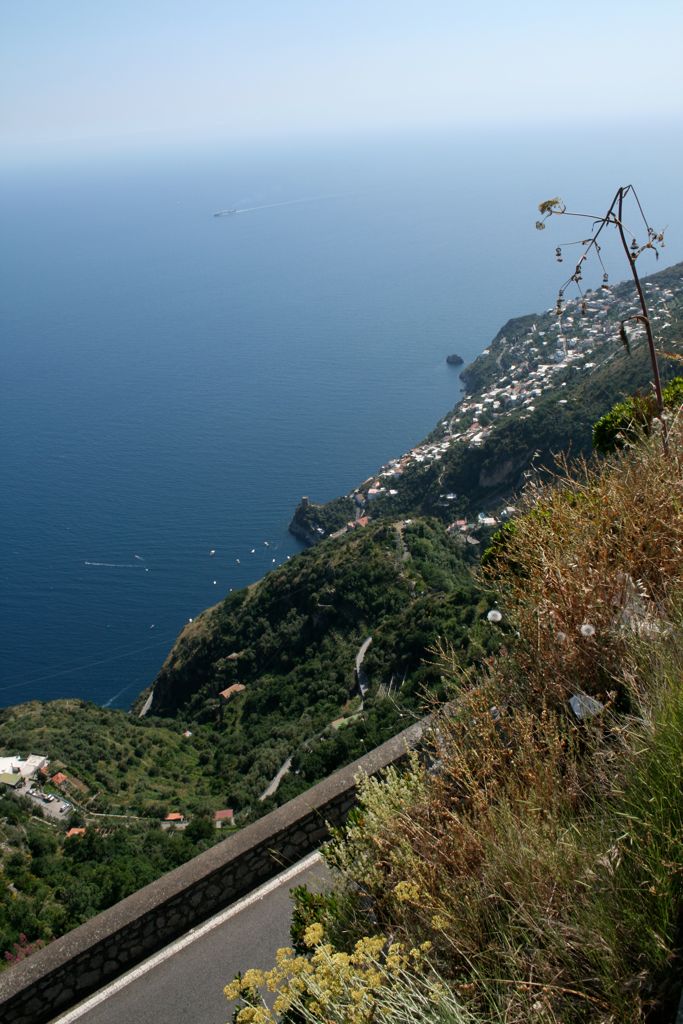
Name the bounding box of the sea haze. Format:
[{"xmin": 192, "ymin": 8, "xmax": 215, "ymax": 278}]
[{"xmin": 1, "ymin": 126, "xmax": 681, "ymax": 709}]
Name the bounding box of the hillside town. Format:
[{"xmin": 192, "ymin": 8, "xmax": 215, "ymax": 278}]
[{"xmin": 342, "ymin": 273, "xmax": 680, "ymax": 535}]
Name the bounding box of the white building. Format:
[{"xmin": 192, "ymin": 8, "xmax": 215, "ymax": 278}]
[{"xmin": 0, "ymin": 753, "xmax": 48, "ymax": 781}]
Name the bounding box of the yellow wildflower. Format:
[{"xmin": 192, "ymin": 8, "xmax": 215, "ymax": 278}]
[
  {"xmin": 352, "ymin": 935, "xmax": 386, "ymax": 960},
  {"xmin": 241, "ymin": 968, "xmax": 265, "ymax": 991},
  {"xmin": 366, "ymin": 968, "xmax": 383, "ymax": 989},
  {"xmin": 385, "ymin": 953, "xmax": 402, "ymax": 971},
  {"xmin": 235, "ymin": 1008, "xmax": 273, "ymax": 1024},
  {"xmin": 224, "ymin": 978, "xmax": 244, "ymax": 1001},
  {"xmin": 429, "ymin": 980, "xmax": 448, "ymax": 1004},
  {"xmin": 272, "ymin": 992, "xmax": 293, "ymax": 1016},
  {"xmin": 303, "ymin": 921, "xmax": 325, "ymax": 947},
  {"xmin": 393, "ymin": 880, "xmax": 421, "ymax": 902}
]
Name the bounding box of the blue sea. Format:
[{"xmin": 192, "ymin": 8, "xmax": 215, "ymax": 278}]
[{"xmin": 2, "ymin": 125, "xmax": 681, "ymax": 709}]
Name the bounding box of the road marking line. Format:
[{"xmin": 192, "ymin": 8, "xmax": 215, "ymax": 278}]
[{"xmin": 51, "ymin": 851, "xmax": 323, "ymax": 1023}]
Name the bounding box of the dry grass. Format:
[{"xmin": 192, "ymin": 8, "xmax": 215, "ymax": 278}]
[{"xmin": 484, "ymin": 415, "xmax": 683, "ymax": 711}]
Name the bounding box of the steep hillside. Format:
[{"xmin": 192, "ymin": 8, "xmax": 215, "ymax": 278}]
[
  {"xmin": 149, "ymin": 517, "xmax": 494, "ymax": 810},
  {"xmin": 144, "ymin": 261, "xmax": 682, "ymax": 820}
]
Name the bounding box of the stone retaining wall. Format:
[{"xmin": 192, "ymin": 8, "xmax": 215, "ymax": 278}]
[{"xmin": 0, "ymin": 719, "xmax": 426, "ymax": 1024}]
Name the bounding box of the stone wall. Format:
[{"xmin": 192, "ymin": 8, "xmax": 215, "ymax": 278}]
[{"xmin": 0, "ymin": 719, "xmax": 426, "ymax": 1024}]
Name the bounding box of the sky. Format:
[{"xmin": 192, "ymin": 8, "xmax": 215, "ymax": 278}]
[{"xmin": 2, "ymin": 0, "xmax": 683, "ymax": 161}]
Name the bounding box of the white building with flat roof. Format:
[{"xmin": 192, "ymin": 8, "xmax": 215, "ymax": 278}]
[{"xmin": 0, "ymin": 753, "xmax": 48, "ymax": 780}]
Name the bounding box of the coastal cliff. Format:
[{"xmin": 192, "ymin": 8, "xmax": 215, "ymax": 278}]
[
  {"xmin": 288, "ymin": 494, "xmax": 356, "ymax": 543},
  {"xmin": 288, "ymin": 500, "xmax": 322, "ymax": 545},
  {"xmin": 290, "ymin": 262, "xmax": 683, "ymax": 543}
]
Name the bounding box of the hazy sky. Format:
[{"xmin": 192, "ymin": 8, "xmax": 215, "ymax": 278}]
[{"xmin": 2, "ymin": 0, "xmax": 682, "ymax": 160}]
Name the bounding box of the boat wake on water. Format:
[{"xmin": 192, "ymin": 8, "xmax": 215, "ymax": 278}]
[
  {"xmin": 213, "ymin": 193, "xmax": 347, "ymax": 217},
  {"xmin": 84, "ymin": 561, "xmax": 144, "ymax": 568}
]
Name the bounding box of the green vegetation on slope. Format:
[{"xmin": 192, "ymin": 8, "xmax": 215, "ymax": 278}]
[
  {"xmin": 0, "ymin": 703, "xmax": 236, "ymax": 964},
  {"xmin": 592, "ymin": 374, "xmax": 683, "ymax": 452},
  {"xmin": 0, "ymin": 517, "xmax": 493, "ymax": 967},
  {"xmin": 0, "ymin": 701, "xmax": 220, "ymax": 817},
  {"xmin": 0, "ymin": 793, "xmax": 222, "ymax": 966},
  {"xmin": 151, "ymin": 517, "xmax": 494, "ymax": 812}
]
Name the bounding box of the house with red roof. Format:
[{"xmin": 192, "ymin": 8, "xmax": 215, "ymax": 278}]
[
  {"xmin": 213, "ymin": 808, "xmax": 234, "ymax": 828},
  {"xmin": 162, "ymin": 811, "xmax": 187, "ymax": 829},
  {"xmin": 218, "ymin": 683, "xmax": 246, "ymax": 700}
]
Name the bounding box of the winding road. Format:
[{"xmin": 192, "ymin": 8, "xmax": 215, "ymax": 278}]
[{"xmin": 259, "ymin": 757, "xmax": 292, "ymax": 801}]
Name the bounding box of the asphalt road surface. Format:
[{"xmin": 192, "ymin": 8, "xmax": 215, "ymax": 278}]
[{"xmin": 50, "ymin": 852, "xmax": 331, "ymax": 1024}]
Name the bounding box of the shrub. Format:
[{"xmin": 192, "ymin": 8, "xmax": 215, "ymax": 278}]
[{"xmin": 592, "ymin": 375, "xmax": 683, "ymax": 453}]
